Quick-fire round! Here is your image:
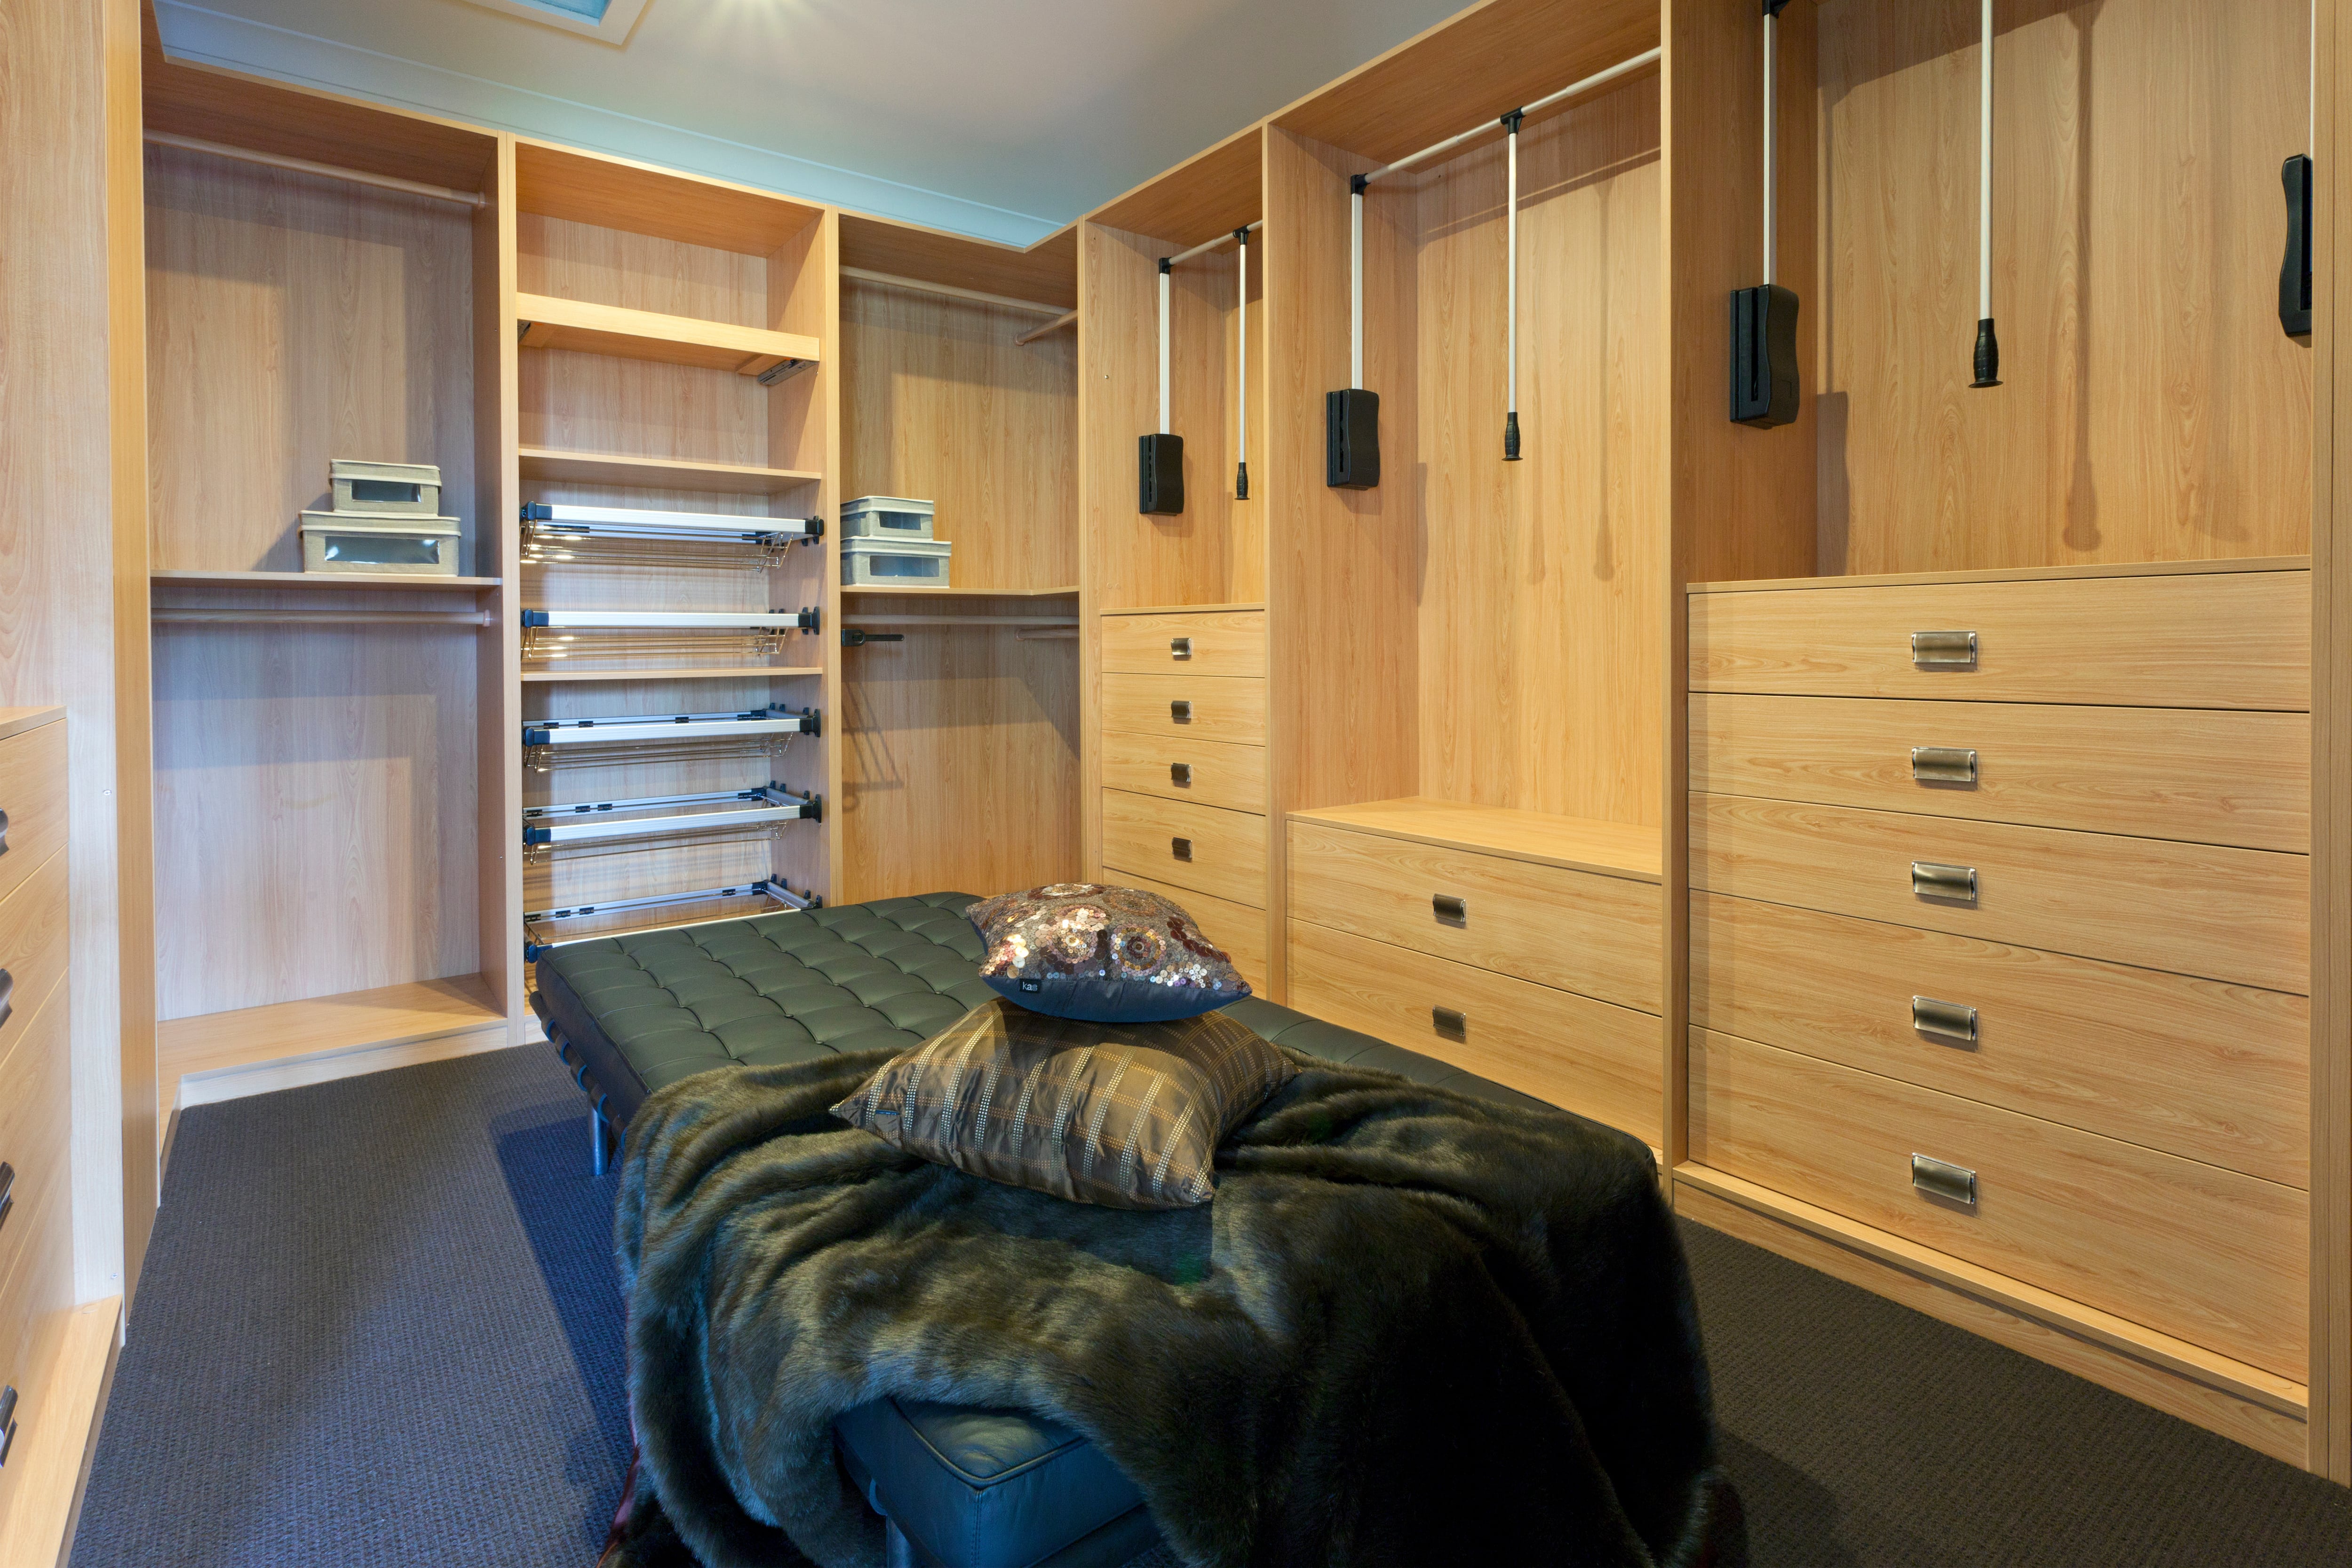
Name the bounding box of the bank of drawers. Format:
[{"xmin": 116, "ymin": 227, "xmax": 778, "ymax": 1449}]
[
  {"xmin": 1097, "ymin": 610, "xmax": 1270, "ymax": 989},
  {"xmin": 0, "ymin": 712, "xmax": 71, "ymax": 1483},
  {"xmin": 1285, "ymin": 806, "xmax": 1662, "ymax": 1144},
  {"xmin": 1686, "ymin": 564, "xmax": 2311, "ymax": 1375}
]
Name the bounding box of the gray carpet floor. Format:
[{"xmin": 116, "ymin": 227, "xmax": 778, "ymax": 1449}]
[{"xmin": 70, "ymin": 1044, "xmax": 2352, "ymax": 1565}]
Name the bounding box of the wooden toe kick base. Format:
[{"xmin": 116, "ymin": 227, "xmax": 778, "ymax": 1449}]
[
  {"xmin": 1673, "ymin": 1166, "xmax": 2309, "ymax": 1466},
  {"xmin": 0, "ymin": 1297, "xmax": 122, "ymax": 1568}
]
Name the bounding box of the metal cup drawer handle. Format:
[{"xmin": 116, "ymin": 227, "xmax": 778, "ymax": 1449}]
[
  {"xmin": 0, "ymin": 1383, "xmax": 16, "ymax": 1467},
  {"xmin": 1170, "ymin": 700, "xmax": 1193, "ymax": 723},
  {"xmin": 1169, "ymin": 763, "xmax": 1193, "ymax": 787},
  {"xmin": 1911, "ymin": 995, "xmax": 1979, "ymax": 1046},
  {"xmin": 1432, "ymin": 1006, "xmax": 1467, "ymax": 1039},
  {"xmin": 1911, "ymin": 861, "xmax": 1978, "ymax": 904},
  {"xmin": 0, "ymin": 1161, "xmax": 13, "ymax": 1237},
  {"xmin": 0, "ymin": 967, "xmax": 11, "ymax": 1030},
  {"xmin": 1910, "ymin": 746, "xmax": 1979, "ymax": 785},
  {"xmin": 1170, "ymin": 836, "xmax": 1193, "ymax": 861},
  {"xmin": 1911, "ymin": 1154, "xmax": 1978, "ymax": 1208},
  {"xmin": 1432, "ymin": 893, "xmax": 1467, "ymax": 923},
  {"xmin": 1911, "ymin": 629, "xmax": 1978, "ymax": 668},
  {"xmin": 1170, "ymin": 637, "xmax": 1192, "ymax": 660},
  {"xmin": 0, "ymin": 806, "xmax": 10, "ymax": 854}
]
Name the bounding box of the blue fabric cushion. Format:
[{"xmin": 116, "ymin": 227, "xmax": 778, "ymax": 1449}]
[{"xmin": 834, "ymin": 1398, "xmax": 1145, "ymax": 1568}]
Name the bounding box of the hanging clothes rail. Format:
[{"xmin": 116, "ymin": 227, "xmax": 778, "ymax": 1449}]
[
  {"xmin": 1014, "ymin": 309, "xmax": 1078, "ymax": 346},
  {"xmin": 143, "ymin": 131, "xmax": 487, "ymax": 208}
]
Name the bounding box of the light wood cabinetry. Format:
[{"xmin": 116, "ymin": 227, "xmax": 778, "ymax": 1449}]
[
  {"xmin": 1100, "ymin": 609, "xmax": 1267, "ymax": 676},
  {"xmin": 1099, "ymin": 672, "xmax": 1268, "ymax": 747},
  {"xmin": 1101, "ymin": 791, "xmax": 1268, "ymax": 909},
  {"xmin": 1100, "ymin": 731, "xmax": 1267, "ymax": 815}
]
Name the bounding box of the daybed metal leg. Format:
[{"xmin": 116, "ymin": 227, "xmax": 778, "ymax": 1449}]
[{"xmin": 589, "ymin": 1104, "xmax": 609, "ymax": 1178}]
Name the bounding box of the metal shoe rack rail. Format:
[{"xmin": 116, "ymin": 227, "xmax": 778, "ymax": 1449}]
[{"xmin": 519, "ymin": 499, "xmax": 828, "ymax": 959}]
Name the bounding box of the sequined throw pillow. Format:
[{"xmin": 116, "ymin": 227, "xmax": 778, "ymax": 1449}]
[
  {"xmin": 967, "ymin": 883, "xmax": 1251, "ymax": 1024},
  {"xmin": 833, "ymin": 998, "xmax": 1295, "ymax": 1209}
]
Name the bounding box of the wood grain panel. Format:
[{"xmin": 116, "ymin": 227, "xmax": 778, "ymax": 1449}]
[
  {"xmin": 1288, "ymin": 796, "xmax": 1659, "ymax": 879},
  {"xmin": 1101, "ymin": 790, "xmax": 1267, "ymax": 908},
  {"xmin": 0, "ymin": 855, "xmax": 73, "ymax": 1082},
  {"xmin": 1814, "ymin": 0, "xmax": 2312, "ymax": 572},
  {"xmin": 1689, "ymin": 568, "xmax": 2312, "ymax": 709},
  {"xmin": 1289, "ymin": 819, "xmax": 1660, "ymax": 1014},
  {"xmin": 841, "ymin": 275, "xmax": 1076, "ymax": 594},
  {"xmin": 1099, "ymin": 870, "xmax": 1270, "ymax": 995},
  {"xmin": 515, "ymin": 293, "xmax": 815, "ymax": 376},
  {"xmin": 1691, "ymin": 692, "xmax": 2310, "ymax": 851},
  {"xmin": 1100, "ymin": 672, "xmax": 1266, "ymax": 746},
  {"xmin": 1692, "ymin": 891, "xmax": 2309, "ymax": 1187},
  {"xmin": 0, "ymin": 981, "xmax": 72, "ymax": 1425},
  {"xmin": 840, "ymin": 603, "xmax": 1079, "ymax": 904},
  {"xmin": 1412, "ymin": 76, "xmax": 1666, "ymax": 827},
  {"xmin": 0, "ymin": 723, "xmax": 68, "ymax": 914},
  {"xmin": 1692, "ymin": 794, "xmax": 2309, "ymax": 994},
  {"xmin": 1100, "ymin": 728, "xmax": 1265, "ymax": 816},
  {"xmin": 515, "ymin": 140, "xmax": 819, "ymax": 255},
  {"xmin": 838, "ymin": 213, "xmax": 1076, "ymax": 312},
  {"xmin": 1287, "ymin": 919, "xmax": 1660, "ymax": 1146},
  {"xmin": 1690, "ymin": 1027, "xmax": 2307, "ymax": 1380},
  {"xmin": 1100, "ymin": 609, "xmax": 1266, "ymax": 676},
  {"xmin": 144, "ymin": 143, "xmax": 478, "ymax": 573}
]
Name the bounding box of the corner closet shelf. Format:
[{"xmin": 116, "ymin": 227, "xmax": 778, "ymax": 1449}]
[
  {"xmin": 517, "ymin": 446, "xmax": 822, "ymax": 495},
  {"xmin": 159, "ymin": 973, "xmax": 506, "ymax": 1115},
  {"xmin": 1287, "ymin": 798, "xmax": 1662, "ymax": 883},
  {"xmin": 521, "ymin": 666, "xmax": 824, "ymax": 685},
  {"xmin": 515, "ymin": 293, "xmax": 819, "ymax": 377}
]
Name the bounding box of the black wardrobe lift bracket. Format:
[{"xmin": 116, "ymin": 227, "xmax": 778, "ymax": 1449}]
[{"xmin": 1732, "ymin": 0, "xmax": 1799, "ymax": 428}]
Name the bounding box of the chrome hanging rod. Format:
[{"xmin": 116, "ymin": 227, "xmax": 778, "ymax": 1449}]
[
  {"xmin": 144, "ymin": 130, "xmax": 487, "ymax": 208},
  {"xmin": 1163, "ymin": 218, "xmax": 1263, "ymax": 270},
  {"xmin": 1355, "ymin": 48, "xmax": 1661, "ymax": 188}
]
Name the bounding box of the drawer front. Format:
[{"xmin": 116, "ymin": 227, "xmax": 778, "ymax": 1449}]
[
  {"xmin": 1099, "ymin": 871, "xmax": 1270, "ymax": 993},
  {"xmin": 1100, "ymin": 673, "xmax": 1265, "ymax": 747},
  {"xmin": 1690, "ymin": 891, "xmax": 2308, "ymax": 1186},
  {"xmin": 1288, "ymin": 920, "xmax": 1660, "ymax": 1146},
  {"xmin": 1100, "ymin": 790, "xmax": 1267, "ymax": 908},
  {"xmin": 0, "ymin": 981, "xmax": 72, "ymax": 1406},
  {"xmin": 1287, "ymin": 820, "xmax": 1660, "ymax": 1014},
  {"xmin": 1688, "ymin": 1028, "xmax": 2307, "ymax": 1379},
  {"xmin": 1101, "ymin": 610, "xmax": 1266, "ymax": 677},
  {"xmin": 0, "ymin": 721, "xmax": 67, "ymax": 914},
  {"xmin": 1690, "ymin": 570, "xmax": 2310, "ymax": 709},
  {"xmin": 1690, "ymin": 693, "xmax": 2308, "ymax": 852},
  {"xmin": 1101, "ymin": 731, "xmax": 1265, "ymax": 815},
  {"xmin": 0, "ymin": 853, "xmax": 70, "ymax": 1069},
  {"xmin": 1691, "ymin": 794, "xmax": 2308, "ymax": 994}
]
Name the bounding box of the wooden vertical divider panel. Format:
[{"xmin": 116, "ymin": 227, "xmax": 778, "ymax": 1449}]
[
  {"xmin": 477, "ymin": 135, "xmax": 522, "ymax": 1036},
  {"xmin": 769, "ymin": 207, "xmax": 840, "ymax": 903}
]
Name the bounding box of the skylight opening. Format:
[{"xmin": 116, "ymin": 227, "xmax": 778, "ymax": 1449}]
[{"xmin": 462, "ymin": 0, "xmax": 650, "ymax": 45}]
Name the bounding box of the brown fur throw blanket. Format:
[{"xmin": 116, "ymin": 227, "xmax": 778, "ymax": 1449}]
[{"xmin": 605, "ymin": 1046, "xmax": 1745, "ymax": 1568}]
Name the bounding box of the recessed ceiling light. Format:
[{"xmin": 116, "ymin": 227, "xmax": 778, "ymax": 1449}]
[{"xmin": 462, "ymin": 0, "xmax": 653, "ymax": 45}]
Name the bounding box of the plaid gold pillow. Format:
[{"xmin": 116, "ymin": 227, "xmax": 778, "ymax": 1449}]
[{"xmin": 832, "ymin": 998, "xmax": 1296, "ymax": 1209}]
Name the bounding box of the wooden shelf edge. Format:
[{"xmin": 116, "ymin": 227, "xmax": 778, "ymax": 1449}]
[
  {"xmin": 520, "ymin": 666, "xmax": 823, "ymax": 684},
  {"xmin": 0, "ymin": 707, "xmax": 64, "ymax": 743},
  {"xmin": 842, "ymin": 585, "xmax": 1078, "ymax": 597},
  {"xmin": 1287, "ymin": 797, "xmax": 1662, "ymax": 883},
  {"xmin": 0, "ymin": 1296, "xmax": 121, "ymax": 1568},
  {"xmin": 517, "ymin": 446, "xmax": 821, "ymax": 495},
  {"xmin": 1099, "ymin": 601, "xmax": 1265, "ymax": 616},
  {"xmin": 1689, "ymin": 555, "xmax": 2316, "ymax": 595},
  {"xmin": 515, "ymin": 292, "xmax": 819, "ymax": 376},
  {"xmin": 152, "ymin": 569, "xmax": 501, "ymax": 590},
  {"xmin": 1672, "ymin": 1164, "xmax": 2309, "ymax": 1421}
]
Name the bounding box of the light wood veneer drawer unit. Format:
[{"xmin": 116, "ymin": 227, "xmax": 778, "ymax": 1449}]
[
  {"xmin": 1287, "ymin": 820, "xmax": 1660, "ymax": 1014},
  {"xmin": 1100, "ymin": 673, "xmax": 1265, "ymax": 747},
  {"xmin": 1100, "ymin": 790, "xmax": 1267, "ymax": 909},
  {"xmin": 1288, "ymin": 921, "xmax": 1660, "ymax": 1144},
  {"xmin": 0, "ymin": 721, "xmax": 67, "ymax": 913},
  {"xmin": 0, "ymin": 854, "xmax": 72, "ymax": 1070},
  {"xmin": 1691, "ymin": 795, "xmax": 2308, "ymax": 995},
  {"xmin": 1689, "ymin": 569, "xmax": 2310, "ymax": 709},
  {"xmin": 1101, "ymin": 610, "xmax": 1265, "ymax": 677},
  {"xmin": 1690, "ymin": 693, "xmax": 2309, "ymax": 852},
  {"xmin": 1688, "ymin": 1028, "xmax": 2307, "ymax": 1380},
  {"xmin": 1690, "ymin": 892, "xmax": 2308, "ymax": 1186},
  {"xmin": 1100, "ymin": 730, "xmax": 1265, "ymax": 815},
  {"xmin": 1100, "ymin": 871, "xmax": 1269, "ymax": 993},
  {"xmin": 0, "ymin": 981, "xmax": 72, "ymax": 1402}
]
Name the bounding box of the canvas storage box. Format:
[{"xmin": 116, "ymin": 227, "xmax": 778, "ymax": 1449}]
[
  {"xmin": 842, "ymin": 538, "xmax": 953, "ymax": 588},
  {"xmin": 331, "ymin": 459, "xmax": 442, "ymax": 517},
  {"xmin": 300, "ymin": 511, "xmax": 463, "ymax": 576},
  {"xmin": 840, "ymin": 496, "xmax": 936, "ymax": 541}
]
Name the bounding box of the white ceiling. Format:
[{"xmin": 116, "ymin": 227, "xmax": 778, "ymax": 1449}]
[{"xmin": 156, "ymin": 0, "xmax": 1473, "ymax": 246}]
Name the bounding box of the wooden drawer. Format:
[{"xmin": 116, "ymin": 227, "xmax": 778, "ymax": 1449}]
[
  {"xmin": 1690, "ymin": 891, "xmax": 2308, "ymax": 1186},
  {"xmin": 0, "ymin": 855, "xmax": 71, "ymax": 1070},
  {"xmin": 1690, "ymin": 693, "xmax": 2308, "ymax": 852},
  {"xmin": 1689, "ymin": 569, "xmax": 2310, "ymax": 709},
  {"xmin": 1688, "ymin": 1028, "xmax": 2307, "ymax": 1380},
  {"xmin": 1101, "ymin": 730, "xmax": 1265, "ymax": 815},
  {"xmin": 1288, "ymin": 920, "xmax": 1660, "ymax": 1146},
  {"xmin": 1100, "ymin": 790, "xmax": 1267, "ymax": 908},
  {"xmin": 0, "ymin": 981, "xmax": 72, "ymax": 1405},
  {"xmin": 1691, "ymin": 795, "xmax": 2308, "ymax": 995},
  {"xmin": 1101, "ymin": 610, "xmax": 1265, "ymax": 677},
  {"xmin": 0, "ymin": 721, "xmax": 67, "ymax": 914},
  {"xmin": 1099, "ymin": 870, "xmax": 1269, "ymax": 994},
  {"xmin": 1100, "ymin": 673, "xmax": 1265, "ymax": 747},
  {"xmin": 1287, "ymin": 820, "xmax": 1660, "ymax": 1014}
]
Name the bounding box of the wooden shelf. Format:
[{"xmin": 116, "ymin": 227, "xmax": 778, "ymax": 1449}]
[
  {"xmin": 842, "ymin": 584, "xmax": 1078, "ymax": 597},
  {"xmin": 516, "ymin": 293, "xmax": 819, "ymax": 377},
  {"xmin": 1101, "ymin": 601, "xmax": 1264, "ymax": 616},
  {"xmin": 159, "ymin": 973, "xmax": 508, "ymax": 1116},
  {"xmin": 152, "ymin": 569, "xmax": 500, "ymax": 590},
  {"xmin": 521, "ymin": 666, "xmax": 824, "ymax": 685},
  {"xmin": 844, "ymin": 614, "xmax": 1079, "ymax": 628},
  {"xmin": 517, "ymin": 447, "xmax": 821, "ymax": 495},
  {"xmin": 1287, "ymin": 798, "xmax": 1661, "ymax": 883}
]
